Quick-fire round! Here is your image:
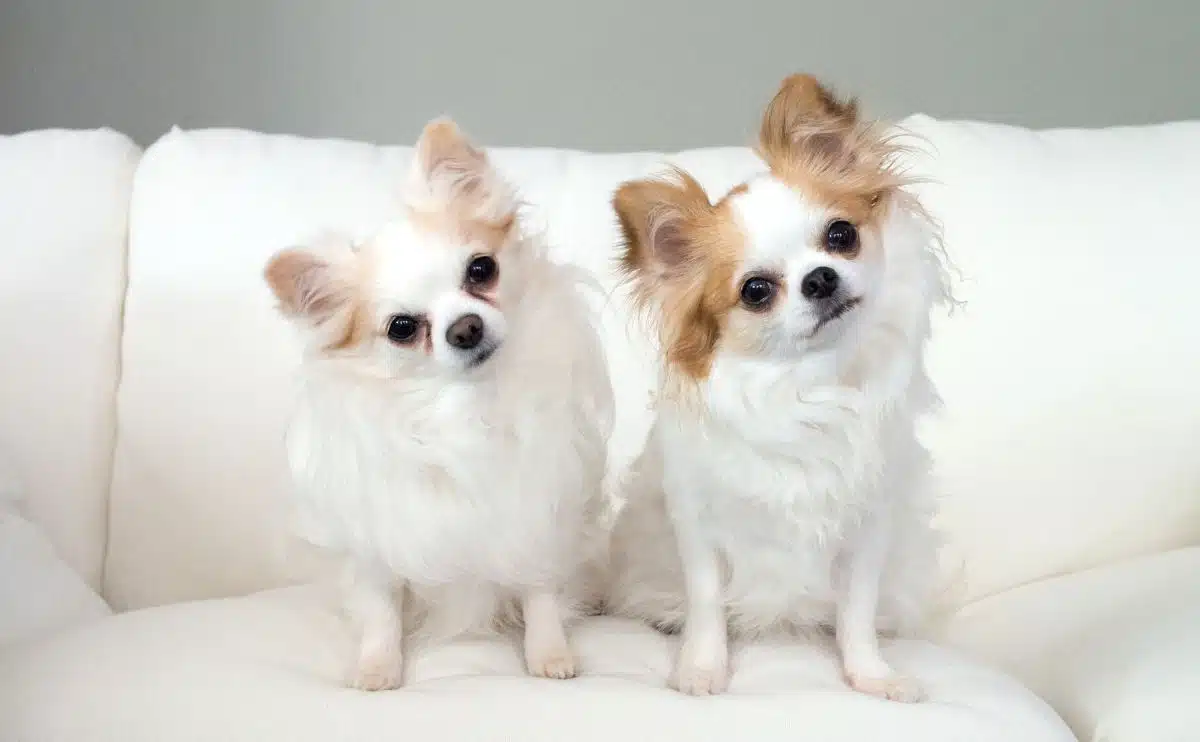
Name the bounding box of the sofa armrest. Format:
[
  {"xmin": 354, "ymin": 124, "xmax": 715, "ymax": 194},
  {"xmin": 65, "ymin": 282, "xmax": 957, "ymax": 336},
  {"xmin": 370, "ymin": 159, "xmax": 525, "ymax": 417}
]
[{"xmin": 0, "ymin": 501, "xmax": 111, "ymax": 646}]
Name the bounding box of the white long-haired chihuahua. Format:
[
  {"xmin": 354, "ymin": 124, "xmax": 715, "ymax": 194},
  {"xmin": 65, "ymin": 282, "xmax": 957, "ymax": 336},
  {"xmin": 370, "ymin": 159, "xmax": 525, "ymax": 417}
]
[
  {"xmin": 606, "ymin": 74, "xmax": 949, "ymax": 700},
  {"xmin": 265, "ymin": 119, "xmax": 613, "ymax": 690}
]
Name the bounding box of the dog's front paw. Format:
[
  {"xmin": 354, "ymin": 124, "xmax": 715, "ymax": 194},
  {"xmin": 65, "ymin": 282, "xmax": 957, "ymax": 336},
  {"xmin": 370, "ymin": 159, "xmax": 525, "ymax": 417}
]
[
  {"xmin": 349, "ymin": 649, "xmax": 404, "ymax": 691},
  {"xmin": 526, "ymin": 645, "xmax": 579, "ymax": 679},
  {"xmin": 673, "ymin": 643, "xmax": 730, "ymax": 696},
  {"xmin": 845, "ymin": 671, "xmax": 925, "ymax": 703}
]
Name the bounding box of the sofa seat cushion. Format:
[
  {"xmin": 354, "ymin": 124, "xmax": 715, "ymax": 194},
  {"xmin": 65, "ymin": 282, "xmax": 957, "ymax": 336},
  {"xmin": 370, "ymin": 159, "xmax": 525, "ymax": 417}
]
[
  {"xmin": 0, "ymin": 584, "xmax": 1072, "ymax": 742},
  {"xmin": 947, "ymin": 547, "xmax": 1200, "ymax": 742}
]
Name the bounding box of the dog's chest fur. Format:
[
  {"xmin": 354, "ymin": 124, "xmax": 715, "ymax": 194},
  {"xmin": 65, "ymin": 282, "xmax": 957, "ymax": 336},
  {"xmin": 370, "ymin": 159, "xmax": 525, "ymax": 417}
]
[
  {"xmin": 677, "ymin": 365, "xmax": 887, "ymax": 589},
  {"xmin": 608, "ymin": 349, "xmax": 932, "ymax": 636},
  {"xmin": 291, "ymin": 380, "xmax": 595, "ymax": 586}
]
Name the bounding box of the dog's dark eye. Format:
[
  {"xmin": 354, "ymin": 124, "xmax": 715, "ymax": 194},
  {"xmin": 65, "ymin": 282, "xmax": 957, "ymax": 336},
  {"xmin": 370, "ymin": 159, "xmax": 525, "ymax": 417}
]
[
  {"xmin": 825, "ymin": 220, "xmax": 858, "ymax": 253},
  {"xmin": 386, "ymin": 315, "xmax": 419, "ymax": 344},
  {"xmin": 465, "ymin": 255, "xmax": 498, "ymax": 286},
  {"xmin": 739, "ymin": 277, "xmax": 777, "ymax": 309}
]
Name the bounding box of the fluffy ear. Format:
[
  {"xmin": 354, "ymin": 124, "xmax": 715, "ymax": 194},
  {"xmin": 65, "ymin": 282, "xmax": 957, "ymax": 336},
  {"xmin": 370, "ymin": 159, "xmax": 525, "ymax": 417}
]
[
  {"xmin": 413, "ymin": 117, "xmax": 487, "ymax": 185},
  {"xmin": 613, "ymin": 168, "xmax": 713, "ymax": 280},
  {"xmin": 410, "ymin": 117, "xmax": 516, "ymax": 226},
  {"xmin": 758, "ymin": 73, "xmax": 860, "ymax": 167},
  {"xmin": 758, "ymin": 74, "xmax": 905, "ymax": 213},
  {"xmin": 264, "ymin": 239, "xmax": 365, "ymax": 348}
]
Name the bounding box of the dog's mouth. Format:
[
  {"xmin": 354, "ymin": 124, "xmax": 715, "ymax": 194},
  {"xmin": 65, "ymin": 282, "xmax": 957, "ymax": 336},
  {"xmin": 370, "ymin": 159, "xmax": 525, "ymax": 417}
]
[
  {"xmin": 466, "ymin": 340, "xmax": 500, "ymax": 369},
  {"xmin": 811, "ymin": 296, "xmax": 862, "ymax": 336}
]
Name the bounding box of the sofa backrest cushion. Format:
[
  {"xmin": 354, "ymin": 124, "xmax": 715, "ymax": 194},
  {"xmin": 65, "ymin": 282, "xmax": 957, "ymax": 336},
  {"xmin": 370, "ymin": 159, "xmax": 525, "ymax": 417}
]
[
  {"xmin": 105, "ymin": 119, "xmax": 1200, "ymax": 608},
  {"xmin": 903, "ymin": 115, "xmax": 1200, "ymax": 599}
]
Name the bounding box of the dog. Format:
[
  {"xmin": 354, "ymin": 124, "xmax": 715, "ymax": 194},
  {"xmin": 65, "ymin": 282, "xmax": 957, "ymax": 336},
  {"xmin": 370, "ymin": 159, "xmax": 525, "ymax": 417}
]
[
  {"xmin": 605, "ymin": 74, "xmax": 950, "ymax": 700},
  {"xmin": 264, "ymin": 118, "xmax": 613, "ymax": 690}
]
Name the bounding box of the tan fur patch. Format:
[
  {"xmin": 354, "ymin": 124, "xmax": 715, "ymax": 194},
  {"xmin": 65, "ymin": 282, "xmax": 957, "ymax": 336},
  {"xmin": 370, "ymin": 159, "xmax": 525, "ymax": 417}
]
[
  {"xmin": 406, "ymin": 205, "xmax": 513, "ymax": 253},
  {"xmin": 614, "ymin": 168, "xmax": 747, "ymax": 383},
  {"xmin": 264, "ymin": 245, "xmax": 372, "ymax": 352},
  {"xmin": 264, "ymin": 248, "xmax": 321, "ymax": 317},
  {"xmin": 756, "ymin": 74, "xmax": 909, "ymax": 234},
  {"xmin": 409, "ymin": 116, "xmax": 517, "ymax": 252},
  {"xmin": 334, "ymin": 297, "xmax": 375, "ymax": 351},
  {"xmin": 416, "ymin": 118, "xmax": 487, "ymax": 178}
]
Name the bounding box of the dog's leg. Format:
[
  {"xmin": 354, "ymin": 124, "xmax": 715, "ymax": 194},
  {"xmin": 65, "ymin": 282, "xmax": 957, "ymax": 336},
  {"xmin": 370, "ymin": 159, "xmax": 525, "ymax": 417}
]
[
  {"xmin": 671, "ymin": 511, "xmax": 729, "ymax": 695},
  {"xmin": 835, "ymin": 507, "xmax": 923, "ymax": 702},
  {"xmin": 521, "ymin": 589, "xmax": 577, "ymax": 679},
  {"xmin": 344, "ymin": 561, "xmax": 404, "ymax": 691}
]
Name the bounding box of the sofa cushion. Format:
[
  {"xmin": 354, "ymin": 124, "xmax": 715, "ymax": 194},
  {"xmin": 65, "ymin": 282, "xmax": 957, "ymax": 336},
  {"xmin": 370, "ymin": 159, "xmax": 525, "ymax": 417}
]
[
  {"xmin": 902, "ymin": 115, "xmax": 1200, "ymax": 601},
  {"xmin": 947, "ymin": 547, "xmax": 1200, "ymax": 741},
  {"xmin": 0, "ymin": 583, "xmax": 1074, "ymax": 742},
  {"xmin": 0, "ymin": 129, "xmax": 141, "ymax": 588}
]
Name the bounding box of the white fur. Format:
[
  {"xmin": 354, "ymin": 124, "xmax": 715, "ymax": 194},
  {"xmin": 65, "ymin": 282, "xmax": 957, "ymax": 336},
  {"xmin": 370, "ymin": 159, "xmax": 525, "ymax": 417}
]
[
  {"xmin": 273, "ymin": 128, "xmax": 613, "ymax": 688},
  {"xmin": 607, "ymin": 176, "xmax": 948, "ymax": 699}
]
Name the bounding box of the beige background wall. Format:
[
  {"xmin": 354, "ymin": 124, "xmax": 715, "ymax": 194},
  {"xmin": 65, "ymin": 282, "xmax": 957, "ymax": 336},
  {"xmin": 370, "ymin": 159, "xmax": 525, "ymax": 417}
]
[{"xmin": 2, "ymin": 0, "xmax": 1198, "ymax": 149}]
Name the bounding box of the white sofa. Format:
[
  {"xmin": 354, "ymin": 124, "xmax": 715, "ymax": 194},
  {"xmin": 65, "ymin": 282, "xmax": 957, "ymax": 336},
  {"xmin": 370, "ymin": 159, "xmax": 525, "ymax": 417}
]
[{"xmin": 0, "ymin": 115, "xmax": 1197, "ymax": 742}]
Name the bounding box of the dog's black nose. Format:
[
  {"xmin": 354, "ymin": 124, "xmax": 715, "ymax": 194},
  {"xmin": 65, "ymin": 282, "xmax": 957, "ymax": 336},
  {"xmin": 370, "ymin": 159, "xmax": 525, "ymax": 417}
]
[
  {"xmin": 446, "ymin": 314, "xmax": 484, "ymax": 350},
  {"xmin": 800, "ymin": 267, "xmax": 839, "ymax": 300}
]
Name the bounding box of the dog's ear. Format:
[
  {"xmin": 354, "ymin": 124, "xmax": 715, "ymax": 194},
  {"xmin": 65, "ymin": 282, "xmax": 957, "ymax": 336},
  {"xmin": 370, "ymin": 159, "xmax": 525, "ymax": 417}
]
[
  {"xmin": 413, "ymin": 117, "xmax": 487, "ymax": 188},
  {"xmin": 758, "ymin": 74, "xmax": 861, "ymax": 169},
  {"xmin": 410, "ymin": 117, "xmax": 516, "ymax": 228},
  {"xmin": 758, "ymin": 74, "xmax": 902, "ymax": 214},
  {"xmin": 614, "ymin": 168, "xmax": 742, "ymax": 381},
  {"xmin": 613, "ymin": 167, "xmax": 713, "ymax": 281},
  {"xmin": 264, "ymin": 238, "xmax": 367, "ymax": 349}
]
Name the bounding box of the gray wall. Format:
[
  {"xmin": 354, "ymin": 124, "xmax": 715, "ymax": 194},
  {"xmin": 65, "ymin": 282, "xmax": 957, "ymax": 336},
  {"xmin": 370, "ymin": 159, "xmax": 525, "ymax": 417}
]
[{"xmin": 2, "ymin": 0, "xmax": 1198, "ymax": 151}]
